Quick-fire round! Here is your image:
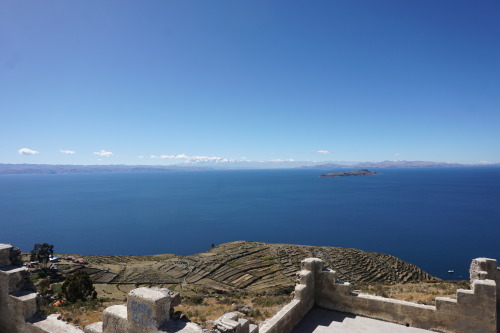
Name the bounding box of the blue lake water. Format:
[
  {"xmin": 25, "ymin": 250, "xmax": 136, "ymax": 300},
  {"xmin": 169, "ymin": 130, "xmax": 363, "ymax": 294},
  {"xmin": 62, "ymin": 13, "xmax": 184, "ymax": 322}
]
[{"xmin": 1, "ymin": 167, "xmax": 499, "ymax": 280}]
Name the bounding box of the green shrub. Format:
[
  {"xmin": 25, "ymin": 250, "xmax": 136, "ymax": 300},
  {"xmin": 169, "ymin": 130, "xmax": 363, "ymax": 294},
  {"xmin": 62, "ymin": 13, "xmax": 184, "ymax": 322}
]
[
  {"xmin": 52, "ymin": 283, "xmax": 63, "ymax": 294},
  {"xmin": 185, "ymin": 295, "xmax": 204, "ymax": 305},
  {"xmin": 248, "ymin": 309, "xmax": 261, "ymax": 317},
  {"xmin": 252, "ymin": 295, "xmax": 290, "ymax": 307},
  {"xmin": 227, "ymin": 261, "xmax": 243, "ymax": 267},
  {"xmin": 62, "ymin": 271, "xmax": 97, "ymax": 303}
]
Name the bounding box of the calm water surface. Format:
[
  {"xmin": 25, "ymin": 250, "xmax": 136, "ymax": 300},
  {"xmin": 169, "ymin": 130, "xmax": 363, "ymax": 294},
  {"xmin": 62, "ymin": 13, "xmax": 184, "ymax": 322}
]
[{"xmin": 1, "ymin": 167, "xmax": 499, "ymax": 279}]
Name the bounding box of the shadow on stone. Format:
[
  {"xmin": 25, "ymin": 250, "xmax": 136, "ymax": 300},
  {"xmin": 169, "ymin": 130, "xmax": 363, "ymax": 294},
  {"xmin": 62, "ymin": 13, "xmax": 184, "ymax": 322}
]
[{"xmin": 291, "ymin": 308, "xmax": 356, "ymax": 333}]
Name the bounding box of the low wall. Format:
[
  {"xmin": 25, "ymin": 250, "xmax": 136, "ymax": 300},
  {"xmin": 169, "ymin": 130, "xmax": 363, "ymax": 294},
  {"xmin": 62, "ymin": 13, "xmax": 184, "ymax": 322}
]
[
  {"xmin": 469, "ymin": 257, "xmax": 500, "ymax": 302},
  {"xmin": 316, "ymin": 274, "xmax": 496, "ymax": 333},
  {"xmin": 0, "ymin": 244, "xmax": 42, "ymax": 333},
  {"xmin": 317, "ymin": 257, "xmax": 498, "ymax": 333},
  {"xmin": 1, "ymin": 243, "xmax": 83, "ymax": 333},
  {"xmin": 259, "ymin": 257, "xmax": 498, "ymax": 333},
  {"xmin": 260, "ymin": 258, "xmax": 320, "ymax": 333}
]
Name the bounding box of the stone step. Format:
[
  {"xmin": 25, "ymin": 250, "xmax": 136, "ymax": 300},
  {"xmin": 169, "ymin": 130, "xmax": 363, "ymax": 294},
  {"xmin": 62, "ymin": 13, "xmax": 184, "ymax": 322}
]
[
  {"xmin": 249, "ymin": 323, "xmax": 259, "ymax": 333},
  {"xmin": 84, "ymin": 321, "xmax": 103, "ymax": 333},
  {"xmin": 30, "ymin": 314, "xmax": 84, "ymax": 333},
  {"xmin": 0, "ymin": 265, "xmax": 31, "ymax": 293},
  {"xmin": 103, "ymin": 305, "xmax": 128, "ymax": 333},
  {"xmin": 9, "ymin": 290, "xmax": 38, "ymax": 322}
]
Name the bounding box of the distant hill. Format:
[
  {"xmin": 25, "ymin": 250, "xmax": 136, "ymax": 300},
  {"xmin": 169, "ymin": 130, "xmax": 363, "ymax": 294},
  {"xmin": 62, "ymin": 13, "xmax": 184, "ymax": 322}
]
[
  {"xmin": 0, "ymin": 164, "xmax": 177, "ymax": 174},
  {"xmin": 303, "ymin": 160, "xmax": 482, "ymax": 169},
  {"xmin": 70, "ymin": 241, "xmax": 438, "ymax": 294},
  {"xmin": 0, "ymin": 161, "xmax": 498, "ymax": 174}
]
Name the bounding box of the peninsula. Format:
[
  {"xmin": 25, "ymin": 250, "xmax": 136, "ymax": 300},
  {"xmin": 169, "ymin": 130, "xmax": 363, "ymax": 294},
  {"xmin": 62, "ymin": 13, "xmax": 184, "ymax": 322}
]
[{"xmin": 320, "ymin": 169, "xmax": 378, "ymax": 177}]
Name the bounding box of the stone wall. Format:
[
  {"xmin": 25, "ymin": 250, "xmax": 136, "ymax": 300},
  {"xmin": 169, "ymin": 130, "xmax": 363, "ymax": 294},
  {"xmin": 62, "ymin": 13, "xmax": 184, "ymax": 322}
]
[
  {"xmin": 259, "ymin": 258, "xmax": 321, "ymax": 333},
  {"xmin": 0, "ymin": 243, "xmax": 41, "ymax": 333},
  {"xmin": 1, "ymin": 243, "xmax": 84, "ymax": 333},
  {"xmin": 316, "ymin": 277, "xmax": 496, "ymax": 333},
  {"xmin": 86, "ymin": 287, "xmax": 204, "ymax": 333},
  {"xmin": 469, "ymin": 257, "xmax": 500, "ymax": 302},
  {"xmin": 258, "ymin": 256, "xmax": 497, "ymax": 333},
  {"xmin": 214, "ymin": 312, "xmax": 259, "ymax": 333}
]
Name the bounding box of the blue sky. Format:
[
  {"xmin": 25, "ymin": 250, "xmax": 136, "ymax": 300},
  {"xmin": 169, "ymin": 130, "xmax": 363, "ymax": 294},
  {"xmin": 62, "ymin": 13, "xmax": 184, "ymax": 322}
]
[{"xmin": 1, "ymin": 0, "xmax": 499, "ymax": 165}]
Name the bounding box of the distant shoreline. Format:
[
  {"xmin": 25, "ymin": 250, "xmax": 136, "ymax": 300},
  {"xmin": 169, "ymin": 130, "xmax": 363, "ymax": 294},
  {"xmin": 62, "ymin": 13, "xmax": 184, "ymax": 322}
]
[{"xmin": 1, "ymin": 162, "xmax": 499, "ymax": 175}]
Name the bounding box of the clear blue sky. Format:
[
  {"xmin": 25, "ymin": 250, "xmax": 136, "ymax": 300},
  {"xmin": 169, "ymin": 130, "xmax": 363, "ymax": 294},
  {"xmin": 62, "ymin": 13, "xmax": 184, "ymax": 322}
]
[{"xmin": 1, "ymin": 0, "xmax": 499, "ymax": 165}]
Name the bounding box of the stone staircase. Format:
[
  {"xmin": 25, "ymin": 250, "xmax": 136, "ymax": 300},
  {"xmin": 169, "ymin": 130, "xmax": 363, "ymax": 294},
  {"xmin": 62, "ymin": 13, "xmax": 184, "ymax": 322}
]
[
  {"xmin": 0, "ymin": 243, "xmax": 39, "ymax": 333},
  {"xmin": 0, "ymin": 243, "xmax": 87, "ymax": 333}
]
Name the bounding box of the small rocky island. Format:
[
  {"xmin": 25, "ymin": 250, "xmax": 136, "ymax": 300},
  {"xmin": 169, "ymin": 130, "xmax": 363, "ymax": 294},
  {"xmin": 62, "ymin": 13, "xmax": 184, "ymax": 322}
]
[{"xmin": 320, "ymin": 169, "xmax": 378, "ymax": 177}]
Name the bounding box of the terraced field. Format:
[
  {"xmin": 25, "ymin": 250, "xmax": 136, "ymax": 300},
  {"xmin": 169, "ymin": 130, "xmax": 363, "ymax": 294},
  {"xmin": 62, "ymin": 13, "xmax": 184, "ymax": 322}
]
[{"xmin": 73, "ymin": 241, "xmax": 437, "ymax": 296}]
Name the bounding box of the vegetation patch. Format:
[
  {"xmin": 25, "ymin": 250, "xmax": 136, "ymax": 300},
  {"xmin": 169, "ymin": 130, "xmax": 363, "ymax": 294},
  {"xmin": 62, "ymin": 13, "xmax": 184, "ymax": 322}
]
[
  {"xmin": 355, "ymin": 281, "xmax": 470, "ymax": 305},
  {"xmin": 227, "ymin": 260, "xmax": 243, "ymax": 267}
]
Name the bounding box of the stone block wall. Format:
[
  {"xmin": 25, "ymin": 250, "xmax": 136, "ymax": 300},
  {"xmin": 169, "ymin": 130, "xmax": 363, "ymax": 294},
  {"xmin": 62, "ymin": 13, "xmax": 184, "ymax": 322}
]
[
  {"xmin": 0, "ymin": 243, "xmax": 40, "ymax": 333},
  {"xmin": 0, "ymin": 244, "xmax": 12, "ymax": 267},
  {"xmin": 258, "ymin": 257, "xmax": 497, "ymax": 333},
  {"xmin": 314, "ymin": 258, "xmax": 497, "ymax": 333},
  {"xmin": 469, "ymin": 257, "xmax": 500, "ymax": 302},
  {"xmin": 214, "ymin": 312, "xmax": 259, "ymax": 333},
  {"xmin": 87, "ymin": 287, "xmax": 204, "ymax": 333},
  {"xmin": 259, "ymin": 258, "xmax": 322, "ymax": 333},
  {"xmin": 1, "ymin": 243, "xmax": 86, "ymax": 333}
]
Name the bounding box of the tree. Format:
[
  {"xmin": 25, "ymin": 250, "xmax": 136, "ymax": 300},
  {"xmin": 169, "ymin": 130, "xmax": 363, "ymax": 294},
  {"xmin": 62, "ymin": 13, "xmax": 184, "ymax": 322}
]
[
  {"xmin": 62, "ymin": 270, "xmax": 97, "ymax": 303},
  {"xmin": 30, "ymin": 243, "xmax": 54, "ymax": 268}
]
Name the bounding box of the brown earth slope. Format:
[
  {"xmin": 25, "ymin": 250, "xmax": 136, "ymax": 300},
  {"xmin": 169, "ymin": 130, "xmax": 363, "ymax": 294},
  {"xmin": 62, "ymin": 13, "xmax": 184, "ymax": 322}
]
[
  {"xmin": 74, "ymin": 241, "xmax": 437, "ymax": 295},
  {"xmin": 31, "ymin": 241, "xmax": 448, "ymax": 328}
]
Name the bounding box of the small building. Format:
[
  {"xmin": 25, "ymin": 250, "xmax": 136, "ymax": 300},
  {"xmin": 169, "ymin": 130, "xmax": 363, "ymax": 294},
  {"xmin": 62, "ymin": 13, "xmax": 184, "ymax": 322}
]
[{"xmin": 49, "ymin": 255, "xmax": 59, "ymax": 263}]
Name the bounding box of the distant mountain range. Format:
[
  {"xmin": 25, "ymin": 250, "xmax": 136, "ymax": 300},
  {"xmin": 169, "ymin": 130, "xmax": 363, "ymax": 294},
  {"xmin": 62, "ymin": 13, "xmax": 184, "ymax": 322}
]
[
  {"xmin": 302, "ymin": 160, "xmax": 482, "ymax": 169},
  {"xmin": 0, "ymin": 161, "xmax": 498, "ymax": 174},
  {"xmin": 0, "ymin": 164, "xmax": 176, "ymax": 175}
]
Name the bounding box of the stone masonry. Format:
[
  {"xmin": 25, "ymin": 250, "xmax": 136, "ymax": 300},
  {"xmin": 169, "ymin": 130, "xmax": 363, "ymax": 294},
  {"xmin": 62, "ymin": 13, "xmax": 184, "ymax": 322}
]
[
  {"xmin": 1, "ymin": 243, "xmax": 83, "ymax": 333},
  {"xmin": 85, "ymin": 287, "xmax": 204, "ymax": 333},
  {"xmin": 213, "ymin": 312, "xmax": 259, "ymax": 333},
  {"xmin": 0, "ymin": 243, "xmax": 39, "ymax": 333},
  {"xmin": 258, "ymin": 257, "xmax": 498, "ymax": 333}
]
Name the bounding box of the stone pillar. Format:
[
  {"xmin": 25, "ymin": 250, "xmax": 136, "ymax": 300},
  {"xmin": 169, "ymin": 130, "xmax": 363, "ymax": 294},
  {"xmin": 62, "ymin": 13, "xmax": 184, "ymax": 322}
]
[
  {"xmin": 496, "ymin": 267, "xmax": 500, "ymax": 302},
  {"xmin": 470, "ymin": 257, "xmax": 497, "ymax": 282},
  {"xmin": 127, "ymin": 287, "xmax": 172, "ymax": 332},
  {"xmin": 0, "ymin": 244, "xmax": 40, "ymax": 333},
  {"xmin": 0, "ymin": 244, "xmax": 12, "ymax": 267},
  {"xmin": 102, "ymin": 305, "xmax": 128, "ymax": 333}
]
